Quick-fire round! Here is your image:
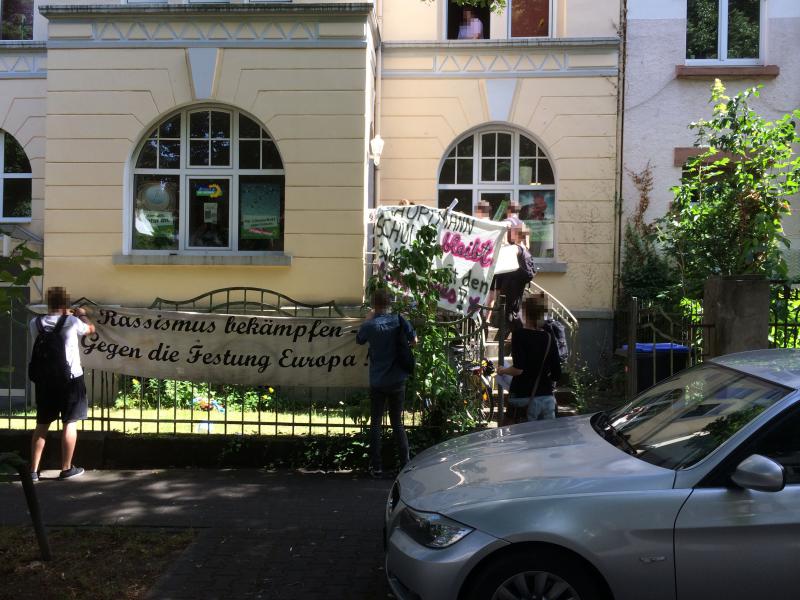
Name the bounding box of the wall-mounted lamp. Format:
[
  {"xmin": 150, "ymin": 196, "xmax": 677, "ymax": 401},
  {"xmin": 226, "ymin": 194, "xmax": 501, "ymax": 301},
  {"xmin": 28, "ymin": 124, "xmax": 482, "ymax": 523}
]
[{"xmin": 370, "ymin": 135, "xmax": 385, "ymax": 167}]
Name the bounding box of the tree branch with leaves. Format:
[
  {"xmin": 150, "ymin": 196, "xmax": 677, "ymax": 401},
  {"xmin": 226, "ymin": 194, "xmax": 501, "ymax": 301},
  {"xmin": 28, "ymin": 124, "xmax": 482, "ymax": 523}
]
[{"xmin": 659, "ymin": 81, "xmax": 800, "ymax": 299}]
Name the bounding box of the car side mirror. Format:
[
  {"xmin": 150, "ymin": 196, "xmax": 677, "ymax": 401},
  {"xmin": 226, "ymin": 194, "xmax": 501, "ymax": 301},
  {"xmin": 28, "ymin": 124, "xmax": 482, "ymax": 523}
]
[{"xmin": 731, "ymin": 454, "xmax": 786, "ymax": 493}]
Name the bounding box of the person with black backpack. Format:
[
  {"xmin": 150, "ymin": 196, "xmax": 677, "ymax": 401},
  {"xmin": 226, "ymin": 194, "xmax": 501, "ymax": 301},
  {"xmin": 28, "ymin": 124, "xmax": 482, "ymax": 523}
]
[
  {"xmin": 356, "ymin": 288, "xmax": 416, "ymax": 478},
  {"xmin": 489, "ymin": 217, "xmax": 536, "ymax": 340},
  {"xmin": 28, "ymin": 287, "xmax": 95, "ymax": 481}
]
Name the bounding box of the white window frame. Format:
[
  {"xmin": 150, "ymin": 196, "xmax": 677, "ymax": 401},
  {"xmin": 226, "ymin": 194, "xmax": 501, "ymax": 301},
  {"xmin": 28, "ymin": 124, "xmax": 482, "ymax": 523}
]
[
  {"xmin": 437, "ymin": 127, "xmax": 557, "ymax": 260},
  {"xmin": 686, "ymin": 0, "xmax": 766, "ymax": 66},
  {"xmin": 506, "ymin": 0, "xmax": 555, "ymax": 39},
  {"xmin": 0, "ymin": 131, "xmax": 32, "ymax": 224},
  {"xmin": 128, "ymin": 107, "xmax": 285, "ymax": 256}
]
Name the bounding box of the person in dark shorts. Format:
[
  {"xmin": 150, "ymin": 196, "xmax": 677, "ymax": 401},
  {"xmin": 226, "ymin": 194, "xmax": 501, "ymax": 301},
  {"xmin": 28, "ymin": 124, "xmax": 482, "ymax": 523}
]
[
  {"xmin": 356, "ymin": 288, "xmax": 416, "ymax": 477},
  {"xmin": 29, "ymin": 287, "xmax": 95, "ymax": 481}
]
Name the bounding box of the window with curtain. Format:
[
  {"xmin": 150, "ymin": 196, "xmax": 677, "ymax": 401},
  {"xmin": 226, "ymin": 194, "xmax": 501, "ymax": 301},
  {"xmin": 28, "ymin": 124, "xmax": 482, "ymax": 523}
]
[{"xmin": 511, "ymin": 0, "xmax": 550, "ymax": 37}]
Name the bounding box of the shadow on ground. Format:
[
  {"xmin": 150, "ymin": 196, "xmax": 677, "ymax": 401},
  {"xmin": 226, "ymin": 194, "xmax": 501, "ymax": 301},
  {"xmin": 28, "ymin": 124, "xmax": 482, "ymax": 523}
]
[{"xmin": 1, "ymin": 469, "xmax": 394, "ymax": 600}]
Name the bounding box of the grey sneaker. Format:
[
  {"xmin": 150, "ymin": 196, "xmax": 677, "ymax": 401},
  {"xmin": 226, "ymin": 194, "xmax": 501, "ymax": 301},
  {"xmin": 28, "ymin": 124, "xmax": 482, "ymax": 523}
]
[
  {"xmin": 30, "ymin": 471, "xmax": 39, "ymax": 482},
  {"xmin": 59, "ymin": 466, "xmax": 84, "ymax": 480}
]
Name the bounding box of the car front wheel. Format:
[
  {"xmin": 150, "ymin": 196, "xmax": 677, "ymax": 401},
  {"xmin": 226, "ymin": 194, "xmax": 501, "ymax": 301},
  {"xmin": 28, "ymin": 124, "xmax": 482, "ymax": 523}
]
[{"xmin": 464, "ymin": 550, "xmax": 607, "ymax": 600}]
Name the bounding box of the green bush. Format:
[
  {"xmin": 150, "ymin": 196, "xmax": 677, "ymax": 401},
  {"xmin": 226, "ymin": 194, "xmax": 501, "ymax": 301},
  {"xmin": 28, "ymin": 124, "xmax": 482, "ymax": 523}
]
[{"xmin": 659, "ymin": 81, "xmax": 800, "ymax": 299}]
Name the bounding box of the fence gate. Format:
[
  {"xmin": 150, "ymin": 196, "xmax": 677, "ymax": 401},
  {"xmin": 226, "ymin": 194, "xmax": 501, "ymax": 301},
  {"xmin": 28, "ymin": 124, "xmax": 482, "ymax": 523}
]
[{"xmin": 623, "ymin": 297, "xmax": 711, "ymax": 400}]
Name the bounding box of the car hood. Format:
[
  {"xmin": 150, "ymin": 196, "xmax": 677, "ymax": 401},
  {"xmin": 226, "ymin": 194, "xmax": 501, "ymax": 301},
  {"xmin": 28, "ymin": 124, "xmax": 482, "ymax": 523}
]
[{"xmin": 399, "ymin": 415, "xmax": 676, "ymax": 513}]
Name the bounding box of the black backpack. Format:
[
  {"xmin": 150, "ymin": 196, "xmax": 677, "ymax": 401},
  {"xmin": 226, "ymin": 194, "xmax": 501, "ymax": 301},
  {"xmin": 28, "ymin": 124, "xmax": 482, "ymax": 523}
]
[
  {"xmin": 28, "ymin": 315, "xmax": 72, "ymax": 386},
  {"xmin": 543, "ymin": 319, "xmax": 569, "ymax": 363},
  {"xmin": 518, "ymin": 244, "xmax": 537, "ymax": 284},
  {"xmin": 395, "ymin": 315, "xmax": 415, "ymax": 375}
]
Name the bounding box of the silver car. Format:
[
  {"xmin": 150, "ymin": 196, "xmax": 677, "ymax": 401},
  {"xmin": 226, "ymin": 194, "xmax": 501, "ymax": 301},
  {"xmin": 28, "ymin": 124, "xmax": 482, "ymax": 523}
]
[{"xmin": 385, "ymin": 350, "xmax": 800, "ymax": 600}]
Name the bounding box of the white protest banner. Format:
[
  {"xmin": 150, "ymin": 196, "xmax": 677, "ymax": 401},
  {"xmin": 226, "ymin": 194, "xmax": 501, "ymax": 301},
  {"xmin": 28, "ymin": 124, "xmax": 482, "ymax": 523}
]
[
  {"xmin": 374, "ymin": 205, "xmax": 507, "ymax": 314},
  {"xmin": 79, "ymin": 306, "xmax": 369, "ymax": 387}
]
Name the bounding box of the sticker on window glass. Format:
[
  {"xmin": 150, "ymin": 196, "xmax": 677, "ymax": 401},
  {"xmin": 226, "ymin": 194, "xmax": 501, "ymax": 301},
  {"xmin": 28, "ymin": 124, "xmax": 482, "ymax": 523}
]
[
  {"xmin": 520, "ymin": 190, "xmax": 555, "ymax": 259},
  {"xmin": 240, "ymin": 181, "xmax": 281, "ymax": 240},
  {"xmin": 204, "ymin": 202, "xmax": 218, "ymax": 224},
  {"xmin": 196, "ymin": 183, "xmax": 224, "ymax": 199}
]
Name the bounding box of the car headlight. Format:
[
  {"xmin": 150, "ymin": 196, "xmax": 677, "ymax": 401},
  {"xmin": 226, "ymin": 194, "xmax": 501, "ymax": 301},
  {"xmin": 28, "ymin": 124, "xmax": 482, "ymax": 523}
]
[{"xmin": 399, "ymin": 507, "xmax": 473, "ymax": 549}]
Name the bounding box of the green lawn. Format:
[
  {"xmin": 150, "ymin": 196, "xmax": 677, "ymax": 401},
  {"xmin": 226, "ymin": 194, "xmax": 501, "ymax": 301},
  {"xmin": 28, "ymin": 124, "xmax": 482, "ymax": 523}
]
[{"xmin": 1, "ymin": 407, "xmax": 421, "ymax": 436}]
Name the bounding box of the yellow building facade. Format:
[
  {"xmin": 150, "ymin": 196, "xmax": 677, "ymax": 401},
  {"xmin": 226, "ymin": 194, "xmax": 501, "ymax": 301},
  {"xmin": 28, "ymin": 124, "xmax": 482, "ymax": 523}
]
[{"xmin": 0, "ymin": 0, "xmax": 621, "ymax": 353}]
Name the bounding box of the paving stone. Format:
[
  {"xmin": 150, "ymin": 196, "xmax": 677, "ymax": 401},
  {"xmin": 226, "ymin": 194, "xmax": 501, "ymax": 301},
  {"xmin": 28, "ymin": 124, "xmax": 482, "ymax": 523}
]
[{"xmin": 0, "ymin": 469, "xmax": 394, "ymax": 599}]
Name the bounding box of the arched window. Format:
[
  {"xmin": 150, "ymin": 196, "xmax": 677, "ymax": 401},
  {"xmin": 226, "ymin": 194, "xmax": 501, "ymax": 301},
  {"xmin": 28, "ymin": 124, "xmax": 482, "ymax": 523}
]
[
  {"xmin": 131, "ymin": 107, "xmax": 284, "ymax": 253},
  {"xmin": 437, "ymin": 128, "xmax": 556, "ymax": 259},
  {"xmin": 0, "ymin": 131, "xmax": 32, "ymax": 222}
]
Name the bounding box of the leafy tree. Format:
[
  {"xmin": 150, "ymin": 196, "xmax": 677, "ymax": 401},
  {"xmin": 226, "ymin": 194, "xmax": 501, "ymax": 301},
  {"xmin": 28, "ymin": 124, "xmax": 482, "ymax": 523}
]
[
  {"xmin": 621, "ymin": 163, "xmax": 678, "ymax": 303},
  {"xmin": 367, "ymin": 222, "xmax": 482, "ymax": 439},
  {"xmin": 422, "ymin": 0, "xmax": 506, "ymax": 12},
  {"xmin": 659, "ymin": 81, "xmax": 800, "ymax": 299},
  {"xmin": 727, "ymin": 0, "xmax": 760, "ymax": 59},
  {"xmin": 686, "ymin": 0, "xmax": 720, "ymax": 59},
  {"xmin": 0, "ymin": 241, "xmax": 41, "ymax": 314}
]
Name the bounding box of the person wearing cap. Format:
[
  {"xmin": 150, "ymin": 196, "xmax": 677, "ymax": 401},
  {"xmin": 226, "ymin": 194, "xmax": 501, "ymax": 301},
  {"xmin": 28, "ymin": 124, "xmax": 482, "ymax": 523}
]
[{"xmin": 489, "ymin": 217, "xmax": 536, "ymax": 340}]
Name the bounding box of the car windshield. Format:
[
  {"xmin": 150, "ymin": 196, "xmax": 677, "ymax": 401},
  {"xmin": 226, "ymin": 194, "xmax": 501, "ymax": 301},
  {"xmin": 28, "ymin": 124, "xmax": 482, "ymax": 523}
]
[{"xmin": 603, "ymin": 363, "xmax": 790, "ymax": 470}]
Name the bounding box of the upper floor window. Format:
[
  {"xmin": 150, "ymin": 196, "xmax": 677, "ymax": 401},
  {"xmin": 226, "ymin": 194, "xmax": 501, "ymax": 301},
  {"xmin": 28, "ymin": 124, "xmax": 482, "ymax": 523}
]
[
  {"xmin": 687, "ymin": 0, "xmax": 762, "ymax": 63},
  {"xmin": 511, "ymin": 0, "xmax": 550, "ymax": 37},
  {"xmin": 131, "ymin": 107, "xmax": 284, "ymax": 254},
  {"xmin": 0, "ymin": 0, "xmax": 33, "ymax": 40},
  {"xmin": 448, "ymin": 1, "xmax": 490, "ymax": 39},
  {"xmin": 437, "ymin": 128, "xmax": 556, "ymax": 259},
  {"xmin": 0, "ymin": 131, "xmax": 32, "ymax": 222}
]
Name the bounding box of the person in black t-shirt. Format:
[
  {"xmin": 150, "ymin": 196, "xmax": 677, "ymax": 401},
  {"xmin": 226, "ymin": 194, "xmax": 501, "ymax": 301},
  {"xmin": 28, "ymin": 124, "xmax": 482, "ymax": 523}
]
[
  {"xmin": 496, "ymin": 293, "xmax": 561, "ymax": 423},
  {"xmin": 489, "ymin": 217, "xmax": 535, "ymax": 340}
]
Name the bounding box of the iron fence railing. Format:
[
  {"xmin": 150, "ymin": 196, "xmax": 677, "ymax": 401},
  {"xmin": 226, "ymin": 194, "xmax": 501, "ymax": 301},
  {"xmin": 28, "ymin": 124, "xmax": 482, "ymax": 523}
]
[
  {"xmin": 1, "ymin": 289, "xmax": 487, "ymax": 437},
  {"xmin": 620, "ymin": 282, "xmax": 800, "ymax": 400},
  {"xmin": 622, "ymin": 297, "xmax": 711, "ymax": 401},
  {"xmin": 769, "ymin": 282, "xmax": 800, "ymax": 349}
]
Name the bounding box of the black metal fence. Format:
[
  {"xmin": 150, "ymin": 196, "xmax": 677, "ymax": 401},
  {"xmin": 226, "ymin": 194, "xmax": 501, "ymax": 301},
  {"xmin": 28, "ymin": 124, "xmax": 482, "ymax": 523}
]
[
  {"xmin": 769, "ymin": 282, "xmax": 800, "ymax": 349},
  {"xmin": 621, "ymin": 281, "xmax": 800, "ymax": 400},
  {"xmin": 622, "ymin": 297, "xmax": 710, "ymax": 400},
  {"xmin": 1, "ymin": 288, "xmax": 486, "ymax": 437}
]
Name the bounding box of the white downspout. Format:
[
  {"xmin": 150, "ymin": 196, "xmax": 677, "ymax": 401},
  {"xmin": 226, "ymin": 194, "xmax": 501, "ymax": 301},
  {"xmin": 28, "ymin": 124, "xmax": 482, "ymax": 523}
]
[{"xmin": 375, "ymin": 0, "xmax": 383, "ymax": 206}]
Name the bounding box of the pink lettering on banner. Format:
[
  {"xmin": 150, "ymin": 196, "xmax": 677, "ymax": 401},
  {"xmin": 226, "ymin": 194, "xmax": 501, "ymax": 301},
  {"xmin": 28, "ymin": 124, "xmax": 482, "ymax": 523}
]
[{"xmin": 440, "ymin": 232, "xmax": 495, "ymax": 268}]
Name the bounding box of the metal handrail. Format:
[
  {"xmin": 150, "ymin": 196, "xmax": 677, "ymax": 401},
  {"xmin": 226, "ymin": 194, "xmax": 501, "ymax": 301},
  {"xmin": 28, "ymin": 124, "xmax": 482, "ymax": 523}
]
[
  {"xmin": 529, "ymin": 281, "xmax": 579, "ymax": 334},
  {"xmin": 149, "ymin": 287, "xmax": 345, "ymax": 317}
]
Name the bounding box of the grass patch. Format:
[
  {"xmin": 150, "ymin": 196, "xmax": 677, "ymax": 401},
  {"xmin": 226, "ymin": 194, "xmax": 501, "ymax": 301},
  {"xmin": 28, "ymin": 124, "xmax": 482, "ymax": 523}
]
[
  {"xmin": 0, "ymin": 408, "xmax": 420, "ymax": 436},
  {"xmin": 0, "ymin": 526, "xmax": 195, "ymax": 600}
]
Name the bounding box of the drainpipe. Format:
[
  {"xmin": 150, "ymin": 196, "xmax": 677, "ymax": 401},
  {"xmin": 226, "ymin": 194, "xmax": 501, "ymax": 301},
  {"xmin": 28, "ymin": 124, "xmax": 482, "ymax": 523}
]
[
  {"xmin": 613, "ymin": 0, "xmax": 628, "ymax": 312},
  {"xmin": 375, "ymin": 0, "xmax": 383, "ymax": 206}
]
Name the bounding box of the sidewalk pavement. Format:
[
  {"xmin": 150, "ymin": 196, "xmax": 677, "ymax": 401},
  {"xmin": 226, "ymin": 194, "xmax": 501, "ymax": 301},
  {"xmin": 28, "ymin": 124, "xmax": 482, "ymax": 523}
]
[{"xmin": 1, "ymin": 469, "xmax": 395, "ymax": 600}]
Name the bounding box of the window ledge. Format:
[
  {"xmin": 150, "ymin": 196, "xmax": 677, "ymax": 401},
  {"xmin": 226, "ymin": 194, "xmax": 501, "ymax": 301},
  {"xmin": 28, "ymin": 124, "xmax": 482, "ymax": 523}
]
[
  {"xmin": 535, "ymin": 261, "xmax": 567, "ymax": 273},
  {"xmin": 113, "ymin": 253, "xmax": 292, "ymax": 266},
  {"xmin": 383, "ymin": 37, "xmax": 620, "ymax": 50},
  {"xmin": 0, "ymin": 41, "xmax": 46, "ymax": 51},
  {"xmin": 675, "ymin": 65, "xmax": 779, "ymax": 79}
]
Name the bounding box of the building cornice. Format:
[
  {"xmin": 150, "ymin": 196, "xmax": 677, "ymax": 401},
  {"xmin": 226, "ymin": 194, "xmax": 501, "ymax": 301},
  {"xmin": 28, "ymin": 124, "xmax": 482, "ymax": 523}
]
[
  {"xmin": 39, "ymin": 3, "xmax": 375, "ymax": 18},
  {"xmin": 41, "ymin": 3, "xmax": 378, "ymax": 49},
  {"xmin": 382, "ymin": 37, "xmax": 620, "ymax": 50},
  {"xmin": 0, "ymin": 42, "xmax": 47, "ymax": 78},
  {"xmin": 382, "ymin": 38, "xmax": 620, "ymax": 80},
  {"xmin": 0, "ymin": 41, "xmax": 47, "ymax": 51}
]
